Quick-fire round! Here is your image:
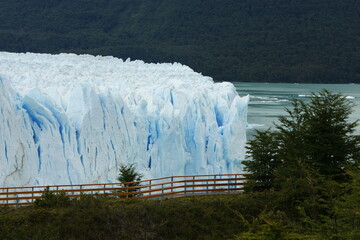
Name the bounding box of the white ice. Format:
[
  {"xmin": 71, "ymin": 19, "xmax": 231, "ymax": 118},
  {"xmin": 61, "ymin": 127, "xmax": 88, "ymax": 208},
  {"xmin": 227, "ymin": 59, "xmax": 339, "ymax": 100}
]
[{"xmin": 0, "ymin": 52, "xmax": 248, "ymax": 187}]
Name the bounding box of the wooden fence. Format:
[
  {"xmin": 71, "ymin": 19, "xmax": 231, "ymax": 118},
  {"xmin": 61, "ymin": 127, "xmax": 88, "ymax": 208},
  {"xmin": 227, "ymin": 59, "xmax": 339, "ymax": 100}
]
[{"xmin": 0, "ymin": 173, "xmax": 248, "ymax": 207}]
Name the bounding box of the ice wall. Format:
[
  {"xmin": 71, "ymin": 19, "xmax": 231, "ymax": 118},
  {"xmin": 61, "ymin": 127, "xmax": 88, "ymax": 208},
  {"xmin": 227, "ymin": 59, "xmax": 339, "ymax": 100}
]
[{"xmin": 0, "ymin": 52, "xmax": 248, "ymax": 187}]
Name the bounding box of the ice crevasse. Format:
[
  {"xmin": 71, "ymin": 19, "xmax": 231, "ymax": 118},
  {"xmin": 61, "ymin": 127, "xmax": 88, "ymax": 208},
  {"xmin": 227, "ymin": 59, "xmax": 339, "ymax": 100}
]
[{"xmin": 0, "ymin": 52, "xmax": 249, "ymax": 187}]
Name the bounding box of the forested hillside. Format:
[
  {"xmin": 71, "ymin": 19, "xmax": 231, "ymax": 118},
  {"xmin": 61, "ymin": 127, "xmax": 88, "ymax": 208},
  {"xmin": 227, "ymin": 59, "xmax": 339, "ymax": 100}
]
[{"xmin": 0, "ymin": 0, "xmax": 359, "ymax": 83}]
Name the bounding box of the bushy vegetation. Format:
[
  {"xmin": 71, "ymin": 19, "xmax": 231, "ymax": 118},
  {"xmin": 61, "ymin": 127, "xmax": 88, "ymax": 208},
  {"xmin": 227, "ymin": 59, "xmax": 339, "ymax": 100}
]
[
  {"xmin": 2, "ymin": 182, "xmax": 358, "ymax": 239},
  {"xmin": 0, "ymin": 193, "xmax": 283, "ymax": 240},
  {"xmin": 0, "ymin": 0, "xmax": 359, "ymax": 83},
  {"xmin": 241, "ymin": 90, "xmax": 360, "ymax": 239}
]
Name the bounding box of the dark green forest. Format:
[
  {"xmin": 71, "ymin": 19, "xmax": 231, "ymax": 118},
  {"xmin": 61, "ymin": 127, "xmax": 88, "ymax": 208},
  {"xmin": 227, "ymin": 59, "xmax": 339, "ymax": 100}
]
[{"xmin": 0, "ymin": 0, "xmax": 359, "ymax": 83}]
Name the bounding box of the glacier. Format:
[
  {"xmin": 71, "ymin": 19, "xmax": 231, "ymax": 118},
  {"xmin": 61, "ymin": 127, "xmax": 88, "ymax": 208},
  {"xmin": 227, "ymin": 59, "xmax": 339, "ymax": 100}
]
[{"xmin": 0, "ymin": 52, "xmax": 248, "ymax": 187}]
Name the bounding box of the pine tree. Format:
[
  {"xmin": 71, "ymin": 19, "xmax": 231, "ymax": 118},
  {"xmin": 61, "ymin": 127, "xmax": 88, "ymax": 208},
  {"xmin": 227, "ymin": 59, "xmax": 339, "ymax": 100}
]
[
  {"xmin": 117, "ymin": 163, "xmax": 143, "ymax": 198},
  {"xmin": 243, "ymin": 129, "xmax": 280, "ymax": 191},
  {"xmin": 276, "ymin": 90, "xmax": 359, "ymax": 181},
  {"xmin": 244, "ymin": 90, "xmax": 360, "ymax": 191}
]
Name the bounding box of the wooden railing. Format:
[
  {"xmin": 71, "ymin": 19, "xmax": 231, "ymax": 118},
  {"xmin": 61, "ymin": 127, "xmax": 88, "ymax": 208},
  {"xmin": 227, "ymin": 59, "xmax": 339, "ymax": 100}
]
[{"xmin": 0, "ymin": 173, "xmax": 248, "ymax": 206}]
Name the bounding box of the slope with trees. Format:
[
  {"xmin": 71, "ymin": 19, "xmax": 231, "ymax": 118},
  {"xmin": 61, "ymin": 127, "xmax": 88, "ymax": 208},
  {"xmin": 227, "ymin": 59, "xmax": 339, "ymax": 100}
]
[{"xmin": 0, "ymin": 0, "xmax": 359, "ymax": 83}]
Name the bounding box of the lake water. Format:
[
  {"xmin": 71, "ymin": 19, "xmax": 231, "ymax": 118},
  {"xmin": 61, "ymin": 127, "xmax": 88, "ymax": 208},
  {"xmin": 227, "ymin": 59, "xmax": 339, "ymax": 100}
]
[{"xmin": 233, "ymin": 82, "xmax": 360, "ymax": 139}]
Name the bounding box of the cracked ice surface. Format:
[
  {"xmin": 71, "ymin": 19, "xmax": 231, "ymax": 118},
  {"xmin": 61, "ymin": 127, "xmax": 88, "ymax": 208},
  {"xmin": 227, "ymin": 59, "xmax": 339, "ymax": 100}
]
[{"xmin": 0, "ymin": 52, "xmax": 248, "ymax": 187}]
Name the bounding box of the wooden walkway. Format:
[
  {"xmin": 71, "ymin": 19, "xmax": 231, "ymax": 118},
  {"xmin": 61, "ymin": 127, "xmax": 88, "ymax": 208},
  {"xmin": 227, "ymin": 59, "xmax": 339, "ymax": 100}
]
[{"xmin": 0, "ymin": 173, "xmax": 248, "ymax": 206}]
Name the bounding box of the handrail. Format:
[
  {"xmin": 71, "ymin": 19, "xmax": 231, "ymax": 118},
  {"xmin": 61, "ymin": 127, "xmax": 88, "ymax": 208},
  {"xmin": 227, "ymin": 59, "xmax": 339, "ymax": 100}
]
[
  {"xmin": 0, "ymin": 173, "xmax": 248, "ymax": 206},
  {"xmin": 0, "ymin": 173, "xmax": 251, "ymax": 190}
]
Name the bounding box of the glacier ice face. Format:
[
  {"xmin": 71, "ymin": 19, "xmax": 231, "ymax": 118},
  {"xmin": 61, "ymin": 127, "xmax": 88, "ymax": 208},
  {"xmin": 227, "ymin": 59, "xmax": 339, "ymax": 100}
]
[{"xmin": 0, "ymin": 52, "xmax": 249, "ymax": 187}]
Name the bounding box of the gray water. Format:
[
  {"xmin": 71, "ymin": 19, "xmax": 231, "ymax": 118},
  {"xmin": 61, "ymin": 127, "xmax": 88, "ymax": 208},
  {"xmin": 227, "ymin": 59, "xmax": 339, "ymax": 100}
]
[{"xmin": 233, "ymin": 82, "xmax": 360, "ymax": 139}]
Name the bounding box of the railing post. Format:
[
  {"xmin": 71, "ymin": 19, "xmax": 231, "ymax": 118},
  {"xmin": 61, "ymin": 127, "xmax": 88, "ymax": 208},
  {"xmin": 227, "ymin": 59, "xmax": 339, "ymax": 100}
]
[
  {"xmin": 114, "ymin": 185, "xmax": 118, "ymax": 199},
  {"xmin": 228, "ymin": 179, "xmax": 230, "ymax": 193},
  {"xmin": 16, "ymin": 194, "xmax": 19, "ymax": 208},
  {"xmin": 214, "ymin": 175, "xmax": 216, "ymax": 190},
  {"xmin": 235, "ymin": 174, "xmax": 237, "ymax": 190},
  {"xmin": 161, "ymin": 184, "xmax": 164, "ymax": 199},
  {"xmin": 32, "ymin": 187, "xmax": 34, "ymax": 203},
  {"xmin": 184, "ymin": 181, "xmax": 187, "ymax": 196},
  {"xmin": 138, "ymin": 186, "xmax": 142, "ymax": 199},
  {"xmin": 149, "ymin": 180, "xmax": 152, "ymax": 196},
  {"xmin": 206, "ymin": 181, "xmax": 209, "ymax": 195},
  {"xmin": 193, "ymin": 176, "xmax": 195, "ymax": 194},
  {"xmin": 171, "ymin": 177, "xmax": 173, "ymax": 193},
  {"xmin": 6, "ymin": 188, "xmax": 9, "ymax": 204}
]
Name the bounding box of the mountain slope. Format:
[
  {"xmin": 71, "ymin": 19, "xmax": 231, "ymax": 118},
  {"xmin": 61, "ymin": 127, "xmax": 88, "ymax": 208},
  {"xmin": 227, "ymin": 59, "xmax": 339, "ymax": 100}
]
[{"xmin": 0, "ymin": 0, "xmax": 359, "ymax": 83}]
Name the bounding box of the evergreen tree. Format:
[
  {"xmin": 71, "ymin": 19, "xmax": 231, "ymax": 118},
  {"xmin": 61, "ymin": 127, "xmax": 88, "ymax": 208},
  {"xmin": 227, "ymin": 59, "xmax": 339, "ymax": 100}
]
[
  {"xmin": 244, "ymin": 90, "xmax": 360, "ymax": 191},
  {"xmin": 243, "ymin": 129, "xmax": 280, "ymax": 191},
  {"xmin": 276, "ymin": 90, "xmax": 359, "ymax": 181},
  {"xmin": 243, "ymin": 90, "xmax": 360, "ymax": 227},
  {"xmin": 117, "ymin": 163, "xmax": 143, "ymax": 198}
]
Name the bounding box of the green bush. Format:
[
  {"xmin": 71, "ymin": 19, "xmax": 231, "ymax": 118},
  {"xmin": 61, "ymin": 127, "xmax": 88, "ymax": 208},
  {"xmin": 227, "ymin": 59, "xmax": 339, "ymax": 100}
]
[{"xmin": 34, "ymin": 187, "xmax": 71, "ymax": 208}]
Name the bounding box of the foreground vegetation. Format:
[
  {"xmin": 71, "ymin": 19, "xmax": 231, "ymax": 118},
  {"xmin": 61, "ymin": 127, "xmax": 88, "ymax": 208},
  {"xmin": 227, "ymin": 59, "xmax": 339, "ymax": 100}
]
[
  {"xmin": 0, "ymin": 178, "xmax": 358, "ymax": 240},
  {"xmin": 0, "ymin": 193, "xmax": 286, "ymax": 240},
  {"xmin": 241, "ymin": 90, "xmax": 360, "ymax": 239},
  {"xmin": 0, "ymin": 0, "xmax": 359, "ymax": 83}
]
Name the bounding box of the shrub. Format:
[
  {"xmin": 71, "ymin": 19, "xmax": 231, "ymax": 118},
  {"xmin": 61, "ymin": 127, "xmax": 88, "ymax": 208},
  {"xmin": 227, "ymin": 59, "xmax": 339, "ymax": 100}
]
[{"xmin": 34, "ymin": 187, "xmax": 71, "ymax": 208}]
